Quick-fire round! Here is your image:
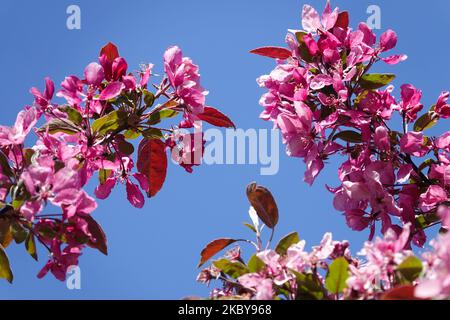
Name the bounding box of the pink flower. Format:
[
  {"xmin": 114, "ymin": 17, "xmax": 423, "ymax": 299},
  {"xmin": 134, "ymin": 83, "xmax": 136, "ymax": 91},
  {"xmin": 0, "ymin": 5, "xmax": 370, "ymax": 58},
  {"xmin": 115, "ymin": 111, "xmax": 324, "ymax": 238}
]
[
  {"xmin": 400, "ymin": 132, "xmax": 428, "ymax": 157},
  {"xmin": 0, "ymin": 107, "xmax": 38, "ymax": 147},
  {"xmin": 374, "ymin": 126, "xmax": 390, "ymax": 151},
  {"xmin": 398, "ymin": 84, "xmax": 423, "ymax": 122},
  {"xmin": 84, "ymin": 62, "xmax": 105, "ymax": 87},
  {"xmin": 30, "ymin": 78, "xmax": 55, "ymax": 113},
  {"xmin": 37, "ymin": 240, "xmax": 82, "ymax": 281},
  {"xmin": 238, "ymin": 273, "xmax": 274, "ymax": 300},
  {"xmin": 301, "ymin": 1, "xmax": 338, "ymax": 34},
  {"xmin": 379, "ymin": 30, "xmax": 398, "ymax": 52},
  {"xmin": 419, "ymin": 185, "xmax": 448, "ymax": 212},
  {"xmin": 435, "ymin": 91, "xmax": 450, "ymax": 119},
  {"xmin": 164, "ymin": 46, "xmax": 207, "ymax": 115}
]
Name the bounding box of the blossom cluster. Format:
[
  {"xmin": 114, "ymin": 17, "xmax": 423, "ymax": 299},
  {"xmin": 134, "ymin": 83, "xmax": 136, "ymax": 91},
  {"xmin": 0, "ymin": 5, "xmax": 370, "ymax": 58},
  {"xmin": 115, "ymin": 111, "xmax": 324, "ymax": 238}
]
[
  {"xmin": 253, "ymin": 1, "xmax": 450, "ymax": 246},
  {"xmin": 197, "ymin": 184, "xmax": 450, "ymax": 300},
  {"xmin": 0, "ymin": 43, "xmax": 233, "ymax": 282}
]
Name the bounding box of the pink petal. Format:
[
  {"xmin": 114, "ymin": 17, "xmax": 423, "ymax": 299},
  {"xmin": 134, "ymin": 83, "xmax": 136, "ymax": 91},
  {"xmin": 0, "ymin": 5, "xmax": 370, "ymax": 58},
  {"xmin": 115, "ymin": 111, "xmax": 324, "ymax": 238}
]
[
  {"xmin": 382, "ymin": 54, "xmax": 408, "ymax": 65},
  {"xmin": 94, "ymin": 177, "xmax": 116, "ymax": 199},
  {"xmin": 380, "ymin": 30, "xmax": 398, "ymax": 52},
  {"xmin": 99, "ymin": 81, "xmax": 124, "ymax": 101},
  {"xmin": 126, "ymin": 180, "xmax": 145, "ymax": 209}
]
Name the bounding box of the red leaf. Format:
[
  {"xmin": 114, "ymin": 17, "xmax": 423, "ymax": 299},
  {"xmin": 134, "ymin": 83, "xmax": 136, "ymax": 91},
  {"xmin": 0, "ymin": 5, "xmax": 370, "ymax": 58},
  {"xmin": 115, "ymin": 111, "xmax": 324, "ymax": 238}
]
[
  {"xmin": 84, "ymin": 215, "xmax": 108, "ymax": 255},
  {"xmin": 137, "ymin": 139, "xmax": 168, "ymax": 198},
  {"xmin": 197, "ymin": 107, "xmax": 236, "ymax": 129},
  {"xmin": 335, "ymin": 11, "xmax": 349, "ymax": 29},
  {"xmin": 100, "ymin": 42, "xmax": 120, "ymax": 63},
  {"xmin": 198, "ymin": 238, "xmax": 237, "ymax": 268},
  {"xmin": 381, "ymin": 285, "xmax": 425, "ymax": 300},
  {"xmin": 249, "ymin": 46, "xmax": 292, "ymax": 60},
  {"xmin": 246, "ymin": 182, "xmax": 279, "ymax": 229}
]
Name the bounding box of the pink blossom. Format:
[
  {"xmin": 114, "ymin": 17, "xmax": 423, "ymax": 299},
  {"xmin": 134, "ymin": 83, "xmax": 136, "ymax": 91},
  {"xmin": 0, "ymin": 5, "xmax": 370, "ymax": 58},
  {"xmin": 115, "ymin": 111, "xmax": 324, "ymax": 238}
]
[
  {"xmin": 399, "ymin": 84, "xmax": 423, "ymax": 122},
  {"xmin": 435, "ymin": 91, "xmax": 450, "ymax": 119},
  {"xmin": 400, "ymin": 132, "xmax": 428, "ymax": 156},
  {"xmin": 419, "ymin": 185, "xmax": 448, "ymax": 212},
  {"xmin": 0, "ymin": 107, "xmax": 38, "ymax": 147}
]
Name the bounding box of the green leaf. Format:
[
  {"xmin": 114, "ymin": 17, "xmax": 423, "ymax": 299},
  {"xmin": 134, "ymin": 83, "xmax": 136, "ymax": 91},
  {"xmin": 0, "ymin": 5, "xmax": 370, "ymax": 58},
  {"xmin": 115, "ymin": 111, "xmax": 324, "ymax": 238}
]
[
  {"xmin": 25, "ymin": 233, "xmax": 38, "ymax": 261},
  {"xmin": 98, "ymin": 169, "xmax": 112, "ymax": 185},
  {"xmin": 142, "ymin": 128, "xmax": 164, "ymax": 139},
  {"xmin": 123, "ymin": 129, "xmax": 141, "ymax": 140},
  {"xmin": 247, "ymin": 254, "xmax": 265, "ymax": 273},
  {"xmin": 359, "ymin": 74, "xmax": 396, "ymax": 90},
  {"xmin": 242, "ymin": 223, "xmax": 257, "ymax": 233},
  {"xmin": 64, "ymin": 106, "xmax": 83, "ymax": 125},
  {"xmin": 0, "ymin": 152, "xmax": 13, "ymax": 177},
  {"xmin": 148, "ymin": 109, "xmax": 179, "ymax": 126},
  {"xmin": 143, "ymin": 90, "xmax": 155, "ymax": 107},
  {"xmin": 325, "ymin": 257, "xmax": 349, "ymax": 294},
  {"xmin": 0, "ymin": 244, "xmax": 13, "ymax": 283},
  {"xmin": 275, "ymin": 232, "xmax": 300, "ymax": 255},
  {"xmin": 396, "ymin": 256, "xmax": 423, "ymax": 283},
  {"xmin": 414, "ymin": 113, "xmax": 437, "ymax": 132},
  {"xmin": 11, "ymin": 221, "xmax": 27, "ymax": 244},
  {"xmin": 91, "ymin": 110, "xmax": 127, "ymax": 135},
  {"xmin": 39, "ymin": 118, "xmax": 80, "ymax": 135},
  {"xmin": 213, "ymin": 259, "xmax": 249, "ymax": 279},
  {"xmin": 292, "ymin": 271, "xmax": 327, "ymax": 300},
  {"xmin": 333, "ymin": 130, "xmax": 363, "ymax": 144}
]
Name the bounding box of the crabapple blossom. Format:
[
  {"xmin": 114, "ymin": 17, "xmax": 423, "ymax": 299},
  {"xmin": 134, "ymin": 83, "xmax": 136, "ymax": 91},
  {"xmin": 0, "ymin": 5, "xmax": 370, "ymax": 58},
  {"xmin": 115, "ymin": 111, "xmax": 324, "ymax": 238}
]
[
  {"xmin": 252, "ymin": 0, "xmax": 449, "ymax": 245},
  {"xmin": 0, "ymin": 42, "xmax": 233, "ymax": 283}
]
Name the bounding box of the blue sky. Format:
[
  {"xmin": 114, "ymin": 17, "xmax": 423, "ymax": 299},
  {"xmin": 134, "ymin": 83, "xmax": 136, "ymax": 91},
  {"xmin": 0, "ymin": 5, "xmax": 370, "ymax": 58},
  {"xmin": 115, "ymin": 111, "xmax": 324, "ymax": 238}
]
[{"xmin": 0, "ymin": 0, "xmax": 449, "ymax": 299}]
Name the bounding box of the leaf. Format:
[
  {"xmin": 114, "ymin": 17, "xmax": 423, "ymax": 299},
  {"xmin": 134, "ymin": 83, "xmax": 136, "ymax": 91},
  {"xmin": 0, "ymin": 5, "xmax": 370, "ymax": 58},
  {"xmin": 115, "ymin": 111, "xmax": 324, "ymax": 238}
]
[
  {"xmin": 98, "ymin": 169, "xmax": 112, "ymax": 185},
  {"xmin": 0, "ymin": 217, "xmax": 13, "ymax": 248},
  {"xmin": 335, "ymin": 11, "xmax": 349, "ymax": 29},
  {"xmin": 0, "ymin": 244, "xmax": 13, "ymax": 283},
  {"xmin": 396, "ymin": 256, "xmax": 423, "ymax": 283},
  {"xmin": 63, "ymin": 106, "xmax": 83, "ymax": 125},
  {"xmin": 292, "ymin": 271, "xmax": 327, "ymax": 300},
  {"xmin": 91, "ymin": 110, "xmax": 127, "ymax": 135},
  {"xmin": 213, "ymin": 259, "xmax": 249, "ymax": 279},
  {"xmin": 359, "ymin": 73, "xmax": 396, "ymax": 90},
  {"xmin": 275, "ymin": 232, "xmax": 300, "ymax": 255},
  {"xmin": 381, "ymin": 285, "xmax": 424, "ymax": 300},
  {"xmin": 247, "ymin": 254, "xmax": 265, "ymax": 273},
  {"xmin": 40, "ymin": 118, "xmax": 79, "ymax": 135},
  {"xmin": 250, "ymin": 47, "xmax": 292, "ymax": 60},
  {"xmin": 25, "ymin": 233, "xmax": 38, "ymax": 261},
  {"xmin": 0, "ymin": 152, "xmax": 14, "ymax": 177},
  {"xmin": 143, "ymin": 90, "xmax": 155, "ymax": 107},
  {"xmin": 197, "ymin": 107, "xmax": 236, "ymax": 129},
  {"xmin": 117, "ymin": 139, "xmax": 135, "ymax": 155},
  {"xmin": 414, "ymin": 113, "xmax": 437, "ymax": 132},
  {"xmin": 142, "ymin": 128, "xmax": 164, "ymax": 139},
  {"xmin": 84, "ymin": 215, "xmax": 108, "ymax": 255},
  {"xmin": 333, "ymin": 130, "xmax": 363, "ymax": 144},
  {"xmin": 243, "ymin": 223, "xmax": 257, "ymax": 233},
  {"xmin": 198, "ymin": 238, "xmax": 237, "ymax": 268},
  {"xmin": 148, "ymin": 109, "xmax": 179, "ymax": 126},
  {"xmin": 137, "ymin": 139, "xmax": 168, "ymax": 197},
  {"xmin": 325, "ymin": 257, "xmax": 349, "ymax": 294},
  {"xmin": 123, "ymin": 129, "xmax": 141, "ymax": 140},
  {"xmin": 11, "ymin": 221, "xmax": 27, "ymax": 244},
  {"xmin": 246, "ymin": 183, "xmax": 279, "ymax": 229},
  {"xmin": 100, "ymin": 42, "xmax": 120, "ymax": 62}
]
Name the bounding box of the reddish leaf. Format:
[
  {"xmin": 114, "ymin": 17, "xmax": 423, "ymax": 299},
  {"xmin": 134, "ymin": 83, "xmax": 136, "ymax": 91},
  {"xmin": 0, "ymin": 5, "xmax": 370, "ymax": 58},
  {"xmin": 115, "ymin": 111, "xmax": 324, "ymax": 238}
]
[
  {"xmin": 84, "ymin": 215, "xmax": 108, "ymax": 255},
  {"xmin": 198, "ymin": 238, "xmax": 237, "ymax": 268},
  {"xmin": 137, "ymin": 139, "xmax": 168, "ymax": 198},
  {"xmin": 381, "ymin": 285, "xmax": 425, "ymax": 300},
  {"xmin": 335, "ymin": 11, "xmax": 349, "ymax": 29},
  {"xmin": 100, "ymin": 42, "xmax": 120, "ymax": 63},
  {"xmin": 246, "ymin": 183, "xmax": 279, "ymax": 229},
  {"xmin": 249, "ymin": 47, "xmax": 292, "ymax": 60},
  {"xmin": 197, "ymin": 107, "xmax": 236, "ymax": 129}
]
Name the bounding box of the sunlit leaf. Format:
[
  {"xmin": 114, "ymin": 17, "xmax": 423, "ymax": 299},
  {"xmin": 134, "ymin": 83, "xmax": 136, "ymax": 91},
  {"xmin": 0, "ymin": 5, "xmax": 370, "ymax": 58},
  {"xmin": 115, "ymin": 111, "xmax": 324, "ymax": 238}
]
[
  {"xmin": 246, "ymin": 183, "xmax": 279, "ymax": 229},
  {"xmin": 198, "ymin": 238, "xmax": 237, "ymax": 268},
  {"xmin": 325, "ymin": 257, "xmax": 349, "ymax": 294},
  {"xmin": 275, "ymin": 232, "xmax": 300, "ymax": 255},
  {"xmin": 137, "ymin": 139, "xmax": 167, "ymax": 197}
]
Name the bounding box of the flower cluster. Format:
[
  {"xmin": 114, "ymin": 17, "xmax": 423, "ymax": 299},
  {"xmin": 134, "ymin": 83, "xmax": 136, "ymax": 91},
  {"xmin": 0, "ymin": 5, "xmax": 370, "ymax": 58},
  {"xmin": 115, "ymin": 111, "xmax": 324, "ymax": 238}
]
[
  {"xmin": 198, "ymin": 183, "xmax": 450, "ymax": 300},
  {"xmin": 253, "ymin": 1, "xmax": 450, "ymax": 245},
  {"xmin": 0, "ymin": 43, "xmax": 233, "ymax": 282}
]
